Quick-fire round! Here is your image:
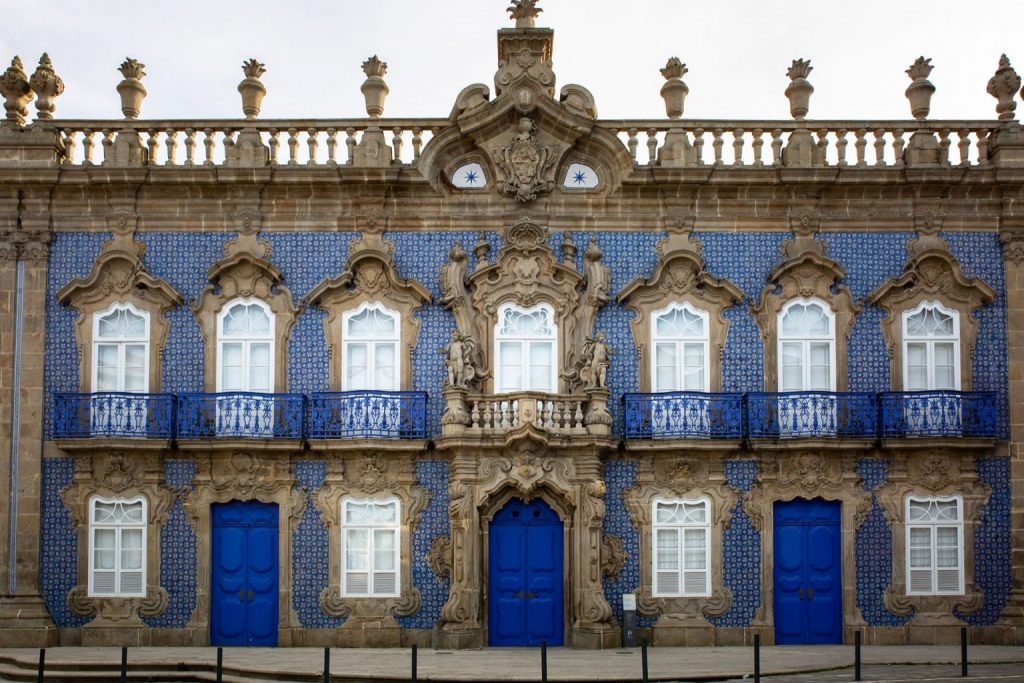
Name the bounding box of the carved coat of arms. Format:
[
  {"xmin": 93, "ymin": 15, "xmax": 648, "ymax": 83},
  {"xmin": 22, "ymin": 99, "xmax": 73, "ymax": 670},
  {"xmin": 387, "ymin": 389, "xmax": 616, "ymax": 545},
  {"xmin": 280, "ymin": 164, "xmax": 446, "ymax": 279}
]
[{"xmin": 497, "ymin": 117, "xmax": 554, "ymax": 202}]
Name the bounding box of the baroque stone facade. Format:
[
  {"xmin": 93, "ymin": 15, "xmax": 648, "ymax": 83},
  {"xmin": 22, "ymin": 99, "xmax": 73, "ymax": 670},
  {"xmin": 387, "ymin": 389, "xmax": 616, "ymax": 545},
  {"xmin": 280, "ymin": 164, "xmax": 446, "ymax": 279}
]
[{"xmin": 1, "ymin": 2, "xmax": 1023, "ymax": 649}]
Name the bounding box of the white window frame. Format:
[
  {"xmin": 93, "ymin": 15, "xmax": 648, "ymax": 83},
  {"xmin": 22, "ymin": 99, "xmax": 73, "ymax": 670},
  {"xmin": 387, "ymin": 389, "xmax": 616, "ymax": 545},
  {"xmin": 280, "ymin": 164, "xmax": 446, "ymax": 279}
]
[
  {"xmin": 651, "ymin": 497, "xmax": 711, "ymax": 597},
  {"xmin": 777, "ymin": 298, "xmax": 837, "ymax": 392},
  {"xmin": 216, "ymin": 298, "xmax": 275, "ymax": 393},
  {"xmin": 341, "ymin": 301, "xmax": 401, "ymax": 391},
  {"xmin": 650, "ymin": 302, "xmax": 710, "ymax": 393},
  {"xmin": 494, "ymin": 302, "xmax": 558, "ymax": 393},
  {"xmin": 905, "ymin": 495, "xmax": 964, "ymax": 596},
  {"xmin": 341, "ymin": 497, "xmax": 401, "ymax": 598},
  {"xmin": 91, "ymin": 302, "xmax": 150, "ymax": 393},
  {"xmin": 902, "ymin": 301, "xmax": 961, "ymax": 391},
  {"xmin": 88, "ymin": 495, "xmax": 147, "ymax": 598}
]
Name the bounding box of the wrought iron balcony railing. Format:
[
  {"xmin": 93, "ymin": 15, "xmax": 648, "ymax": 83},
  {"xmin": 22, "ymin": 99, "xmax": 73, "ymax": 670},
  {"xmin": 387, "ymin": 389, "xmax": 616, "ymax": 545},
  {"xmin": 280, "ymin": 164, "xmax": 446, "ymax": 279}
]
[
  {"xmin": 746, "ymin": 392, "xmax": 878, "ymax": 439},
  {"xmin": 622, "ymin": 392, "xmax": 744, "ymax": 439},
  {"xmin": 53, "ymin": 392, "xmax": 175, "ymax": 439},
  {"xmin": 880, "ymin": 391, "xmax": 998, "ymax": 438},
  {"xmin": 175, "ymin": 392, "xmax": 306, "ymax": 439},
  {"xmin": 308, "ymin": 391, "xmax": 427, "ymax": 439}
]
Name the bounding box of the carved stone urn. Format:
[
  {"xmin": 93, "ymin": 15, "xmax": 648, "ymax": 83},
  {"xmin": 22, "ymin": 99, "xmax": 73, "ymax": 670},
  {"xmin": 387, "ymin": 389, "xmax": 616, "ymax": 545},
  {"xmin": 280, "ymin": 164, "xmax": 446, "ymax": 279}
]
[
  {"xmin": 905, "ymin": 56, "xmax": 935, "ymax": 120},
  {"xmin": 29, "ymin": 54, "xmax": 63, "ymax": 121},
  {"xmin": 116, "ymin": 58, "xmax": 147, "ymax": 120},
  {"xmin": 987, "ymin": 54, "xmax": 1020, "ymax": 122},
  {"xmin": 659, "ymin": 57, "xmax": 689, "ymax": 119},
  {"xmin": 237, "ymin": 59, "xmax": 266, "ymax": 120},
  {"xmin": 360, "ymin": 56, "xmax": 389, "ymax": 118},
  {"xmin": 0, "ymin": 57, "xmax": 34, "ymax": 126},
  {"xmin": 784, "ymin": 58, "xmax": 814, "ymax": 120}
]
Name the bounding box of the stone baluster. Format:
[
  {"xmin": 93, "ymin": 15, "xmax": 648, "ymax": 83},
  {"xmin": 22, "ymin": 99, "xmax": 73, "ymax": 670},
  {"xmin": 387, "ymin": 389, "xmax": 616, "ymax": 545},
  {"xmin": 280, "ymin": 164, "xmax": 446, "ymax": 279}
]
[
  {"xmin": 873, "ymin": 129, "xmax": 886, "ymax": 166},
  {"xmin": 854, "ymin": 129, "xmax": 867, "ymax": 166},
  {"xmin": 203, "ymin": 128, "xmax": 215, "ymax": 165},
  {"xmin": 307, "ymin": 127, "xmax": 319, "ymax": 164},
  {"xmin": 267, "ymin": 129, "xmax": 279, "ymax": 164},
  {"xmin": 752, "ymin": 128, "xmax": 764, "ymax": 166},
  {"xmin": 976, "ymin": 129, "xmax": 990, "ymax": 165},
  {"xmin": 165, "ymin": 128, "xmax": 178, "ymax": 165},
  {"xmin": 287, "ymin": 128, "xmax": 299, "ymax": 165},
  {"xmin": 326, "ymin": 128, "xmax": 338, "ymax": 164},
  {"xmin": 100, "ymin": 129, "xmax": 113, "ymax": 161},
  {"xmin": 1, "ymin": 57, "xmax": 34, "ymax": 126},
  {"xmin": 627, "ymin": 128, "xmax": 639, "ymax": 162},
  {"xmin": 392, "ymin": 127, "xmax": 403, "ymax": 163},
  {"xmin": 712, "ymin": 128, "xmax": 724, "ymax": 165},
  {"xmin": 146, "ymin": 129, "xmax": 159, "ymax": 165},
  {"xmin": 733, "ymin": 128, "xmax": 744, "ymax": 165},
  {"xmin": 482, "ymin": 401, "xmax": 493, "ymax": 429},
  {"xmin": 345, "ymin": 127, "xmax": 357, "ymax": 164},
  {"xmin": 412, "ymin": 127, "xmax": 423, "ymax": 160},
  {"xmin": 770, "ymin": 129, "xmax": 783, "ymax": 165},
  {"xmin": 646, "ymin": 128, "xmax": 658, "ymax": 165},
  {"xmin": 836, "ymin": 129, "xmax": 848, "ymax": 165},
  {"xmin": 574, "ymin": 402, "xmax": 585, "ymax": 429},
  {"xmin": 82, "ymin": 129, "xmax": 95, "ymax": 164},
  {"xmin": 938, "ymin": 129, "xmax": 951, "ymax": 166},
  {"xmin": 183, "ymin": 128, "xmax": 195, "ymax": 165},
  {"xmin": 814, "ymin": 129, "xmax": 828, "ymax": 165},
  {"xmin": 893, "ymin": 129, "xmax": 906, "ymax": 167},
  {"xmin": 693, "ymin": 128, "xmax": 705, "ymax": 164},
  {"xmin": 62, "ymin": 130, "xmax": 77, "ymax": 164},
  {"xmin": 958, "ymin": 129, "xmax": 971, "ymax": 165},
  {"xmin": 29, "ymin": 54, "xmax": 63, "ymax": 121},
  {"xmin": 470, "ymin": 401, "xmax": 480, "ymax": 428}
]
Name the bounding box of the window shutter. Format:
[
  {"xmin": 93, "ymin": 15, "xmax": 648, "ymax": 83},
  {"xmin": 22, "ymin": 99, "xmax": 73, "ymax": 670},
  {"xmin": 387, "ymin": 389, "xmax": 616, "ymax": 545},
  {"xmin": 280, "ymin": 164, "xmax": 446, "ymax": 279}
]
[
  {"xmin": 683, "ymin": 570, "xmax": 707, "ymax": 595},
  {"xmin": 653, "ymin": 528, "xmax": 680, "ymax": 596},
  {"xmin": 346, "ymin": 572, "xmax": 369, "ymax": 594},
  {"xmin": 93, "ymin": 571, "xmax": 116, "ymax": 595},
  {"xmin": 120, "ymin": 570, "xmax": 144, "ymax": 595},
  {"xmin": 909, "ymin": 569, "xmax": 933, "ymax": 594},
  {"xmin": 374, "ymin": 572, "xmax": 397, "ymax": 595},
  {"xmin": 936, "ymin": 568, "xmax": 961, "ymax": 593}
]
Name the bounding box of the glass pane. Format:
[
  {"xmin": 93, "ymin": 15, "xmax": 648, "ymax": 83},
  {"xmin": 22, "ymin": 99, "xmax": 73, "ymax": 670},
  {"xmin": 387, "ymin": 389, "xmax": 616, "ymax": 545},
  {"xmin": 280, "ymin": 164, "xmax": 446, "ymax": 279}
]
[
  {"xmin": 346, "ymin": 530, "xmax": 369, "ymax": 570},
  {"xmin": 247, "ymin": 305, "xmax": 270, "ymax": 335},
  {"xmin": 935, "ymin": 500, "xmax": 959, "ymax": 521},
  {"xmin": 123, "ymin": 310, "xmax": 146, "ymax": 337},
  {"xmin": 684, "ymin": 529, "xmax": 706, "ymax": 569},
  {"xmin": 528, "ymin": 343, "xmax": 552, "ymax": 391},
  {"xmin": 656, "ymin": 366, "xmax": 677, "ymax": 392},
  {"xmin": 655, "ymin": 502, "xmax": 681, "ymax": 524},
  {"xmin": 373, "ymin": 530, "xmax": 396, "ymax": 570},
  {"xmin": 249, "ymin": 343, "xmax": 271, "ymax": 392},
  {"xmin": 498, "ymin": 342, "xmax": 522, "ymax": 391},
  {"xmin": 93, "ymin": 503, "xmax": 116, "ymax": 523},
  {"xmin": 682, "ymin": 502, "xmax": 706, "ymax": 524},
  {"xmin": 655, "ymin": 343, "xmax": 677, "ymax": 392},
  {"xmin": 122, "ymin": 502, "xmax": 144, "ymax": 524},
  {"xmin": 97, "ymin": 345, "xmax": 119, "ymax": 369},
  {"xmin": 655, "ymin": 529, "xmax": 679, "ymax": 570},
  {"xmin": 121, "ymin": 529, "xmax": 143, "ymax": 569}
]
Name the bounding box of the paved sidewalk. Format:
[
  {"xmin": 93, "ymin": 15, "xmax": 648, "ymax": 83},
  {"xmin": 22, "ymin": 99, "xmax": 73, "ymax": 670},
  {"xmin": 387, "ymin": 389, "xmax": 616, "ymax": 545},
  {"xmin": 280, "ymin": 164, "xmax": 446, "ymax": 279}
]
[{"xmin": 0, "ymin": 645, "xmax": 1022, "ymax": 682}]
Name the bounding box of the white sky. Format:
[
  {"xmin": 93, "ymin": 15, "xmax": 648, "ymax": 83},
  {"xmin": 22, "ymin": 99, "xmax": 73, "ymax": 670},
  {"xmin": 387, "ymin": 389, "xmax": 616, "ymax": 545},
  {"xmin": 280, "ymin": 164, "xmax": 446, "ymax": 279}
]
[{"xmin": 2, "ymin": 0, "xmax": 1023, "ymax": 122}]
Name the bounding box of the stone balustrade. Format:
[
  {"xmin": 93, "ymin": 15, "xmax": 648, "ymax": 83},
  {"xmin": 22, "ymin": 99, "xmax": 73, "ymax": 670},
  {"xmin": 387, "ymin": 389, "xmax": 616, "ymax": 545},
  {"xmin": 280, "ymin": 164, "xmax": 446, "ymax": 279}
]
[{"xmin": 441, "ymin": 388, "xmax": 612, "ymax": 440}]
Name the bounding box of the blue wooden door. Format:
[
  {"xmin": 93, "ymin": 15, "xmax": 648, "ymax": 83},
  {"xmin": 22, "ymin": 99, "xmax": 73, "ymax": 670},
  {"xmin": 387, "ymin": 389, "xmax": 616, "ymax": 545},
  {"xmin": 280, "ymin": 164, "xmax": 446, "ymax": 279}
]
[
  {"xmin": 488, "ymin": 498, "xmax": 564, "ymax": 646},
  {"xmin": 211, "ymin": 501, "xmax": 279, "ymax": 646},
  {"xmin": 773, "ymin": 498, "xmax": 842, "ymax": 644}
]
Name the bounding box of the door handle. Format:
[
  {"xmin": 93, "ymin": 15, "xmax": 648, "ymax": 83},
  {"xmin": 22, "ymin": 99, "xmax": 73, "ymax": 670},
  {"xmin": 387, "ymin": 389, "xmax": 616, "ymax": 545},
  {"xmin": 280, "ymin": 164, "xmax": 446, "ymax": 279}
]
[
  {"xmin": 518, "ymin": 591, "xmax": 524, "ymax": 599},
  {"xmin": 807, "ymin": 587, "xmax": 814, "ymax": 601},
  {"xmin": 798, "ymin": 587, "xmax": 804, "ymax": 601},
  {"xmin": 239, "ymin": 590, "xmax": 245, "ymax": 602},
  {"xmin": 248, "ymin": 590, "xmax": 254, "ymax": 602}
]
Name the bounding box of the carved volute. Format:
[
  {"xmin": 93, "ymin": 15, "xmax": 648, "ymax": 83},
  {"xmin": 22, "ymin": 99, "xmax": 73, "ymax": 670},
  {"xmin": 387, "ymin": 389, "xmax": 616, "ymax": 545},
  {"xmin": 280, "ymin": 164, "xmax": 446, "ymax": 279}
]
[
  {"xmin": 618, "ymin": 219, "xmax": 744, "ymax": 392},
  {"xmin": 57, "ymin": 211, "xmax": 183, "ymax": 392},
  {"xmin": 750, "ymin": 214, "xmax": 860, "ymax": 391},
  {"xmin": 307, "ymin": 227, "xmax": 432, "ymax": 391},
  {"xmin": 867, "ymin": 219, "xmax": 996, "ymax": 389},
  {"xmin": 439, "ymin": 217, "xmax": 610, "ymax": 394}
]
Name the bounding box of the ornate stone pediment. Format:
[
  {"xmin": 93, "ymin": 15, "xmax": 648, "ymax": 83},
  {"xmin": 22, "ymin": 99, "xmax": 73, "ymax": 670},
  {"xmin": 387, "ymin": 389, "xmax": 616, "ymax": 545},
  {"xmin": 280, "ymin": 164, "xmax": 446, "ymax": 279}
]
[
  {"xmin": 618, "ymin": 220, "xmax": 743, "ymax": 392},
  {"xmin": 867, "ymin": 224, "xmax": 995, "ymax": 389},
  {"xmin": 750, "ymin": 217, "xmax": 860, "ymax": 390},
  {"xmin": 308, "ymin": 227, "xmax": 431, "ymax": 391}
]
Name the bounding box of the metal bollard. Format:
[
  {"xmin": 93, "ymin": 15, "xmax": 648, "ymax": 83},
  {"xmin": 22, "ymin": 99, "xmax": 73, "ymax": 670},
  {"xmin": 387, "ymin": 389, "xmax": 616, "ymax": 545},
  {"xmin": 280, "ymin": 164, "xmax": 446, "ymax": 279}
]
[
  {"xmin": 961, "ymin": 627, "xmax": 968, "ymax": 678},
  {"xmin": 753, "ymin": 634, "xmax": 760, "ymax": 683},
  {"xmin": 641, "ymin": 638, "xmax": 649, "ymax": 683},
  {"xmin": 541, "ymin": 641, "xmax": 548, "ymax": 683},
  {"xmin": 323, "ymin": 647, "xmax": 330, "ymax": 683},
  {"xmin": 216, "ymin": 647, "xmax": 223, "ymax": 683},
  {"xmin": 120, "ymin": 646, "xmax": 127, "ymax": 683},
  {"xmin": 855, "ymin": 630, "xmax": 862, "ymax": 681},
  {"xmin": 411, "ymin": 644, "xmax": 417, "ymax": 683},
  {"xmin": 37, "ymin": 648, "xmax": 45, "ymax": 683}
]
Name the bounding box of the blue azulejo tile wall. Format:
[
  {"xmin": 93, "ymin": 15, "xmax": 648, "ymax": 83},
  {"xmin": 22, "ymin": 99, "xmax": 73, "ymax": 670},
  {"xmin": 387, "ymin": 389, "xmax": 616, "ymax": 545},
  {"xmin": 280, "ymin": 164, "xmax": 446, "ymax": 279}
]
[
  {"xmin": 145, "ymin": 460, "xmax": 197, "ymax": 628},
  {"xmin": 709, "ymin": 460, "xmax": 761, "ymax": 628},
  {"xmin": 601, "ymin": 459, "xmax": 645, "ymax": 627},
  {"xmin": 398, "ymin": 460, "xmax": 451, "ymax": 629},
  {"xmin": 962, "ymin": 457, "xmax": 1012, "ymax": 626},
  {"xmin": 40, "ymin": 457, "xmax": 89, "ymax": 628},
  {"xmin": 855, "ymin": 459, "xmax": 911, "ymax": 627},
  {"xmin": 291, "ymin": 461, "xmax": 342, "ymax": 629}
]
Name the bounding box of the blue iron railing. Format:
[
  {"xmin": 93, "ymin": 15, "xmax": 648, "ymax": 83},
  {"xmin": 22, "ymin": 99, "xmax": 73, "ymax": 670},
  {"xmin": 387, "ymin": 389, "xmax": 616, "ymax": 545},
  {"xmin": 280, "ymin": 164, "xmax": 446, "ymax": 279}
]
[
  {"xmin": 623, "ymin": 392, "xmax": 744, "ymax": 439},
  {"xmin": 175, "ymin": 392, "xmax": 306, "ymax": 439},
  {"xmin": 746, "ymin": 392, "xmax": 878, "ymax": 438},
  {"xmin": 53, "ymin": 392, "xmax": 175, "ymax": 438},
  {"xmin": 309, "ymin": 391, "xmax": 428, "ymax": 439},
  {"xmin": 880, "ymin": 391, "xmax": 998, "ymax": 438}
]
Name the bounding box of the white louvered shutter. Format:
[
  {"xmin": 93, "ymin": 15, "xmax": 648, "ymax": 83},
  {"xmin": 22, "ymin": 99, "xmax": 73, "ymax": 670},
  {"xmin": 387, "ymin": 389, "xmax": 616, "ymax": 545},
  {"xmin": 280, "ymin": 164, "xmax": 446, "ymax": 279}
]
[
  {"xmin": 682, "ymin": 528, "xmax": 708, "ymax": 595},
  {"xmin": 345, "ymin": 528, "xmax": 370, "ymax": 594},
  {"xmin": 654, "ymin": 528, "xmax": 680, "ymax": 596},
  {"xmin": 935, "ymin": 526, "xmax": 961, "ymax": 593}
]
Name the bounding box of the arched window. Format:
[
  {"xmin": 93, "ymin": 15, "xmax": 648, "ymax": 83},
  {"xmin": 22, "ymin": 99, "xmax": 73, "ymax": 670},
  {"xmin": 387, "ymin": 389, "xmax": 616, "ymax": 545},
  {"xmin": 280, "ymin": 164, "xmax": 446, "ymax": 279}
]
[
  {"xmin": 494, "ymin": 303, "xmax": 557, "ymax": 393},
  {"xmin": 342, "ymin": 303, "xmax": 400, "ymax": 391},
  {"xmin": 651, "ymin": 303, "xmax": 709, "ymax": 393},
  {"xmin": 906, "ymin": 496, "xmax": 963, "ymax": 595},
  {"xmin": 217, "ymin": 300, "xmax": 274, "ymax": 393},
  {"xmin": 778, "ymin": 299, "xmax": 836, "ymax": 392},
  {"xmin": 89, "ymin": 496, "xmax": 146, "ymax": 597},
  {"xmin": 341, "ymin": 497, "xmax": 400, "ymax": 597},
  {"xmin": 903, "ymin": 302, "xmax": 959, "ymax": 391},
  {"xmin": 92, "ymin": 304, "xmax": 149, "ymax": 393},
  {"xmin": 652, "ymin": 498, "xmax": 711, "ymax": 597}
]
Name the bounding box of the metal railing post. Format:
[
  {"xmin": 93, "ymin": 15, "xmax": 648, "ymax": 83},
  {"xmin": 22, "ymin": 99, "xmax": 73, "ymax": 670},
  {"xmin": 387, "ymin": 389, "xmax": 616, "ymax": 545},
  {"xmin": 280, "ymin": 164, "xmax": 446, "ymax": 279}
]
[
  {"xmin": 961, "ymin": 627, "xmax": 968, "ymax": 677},
  {"xmin": 120, "ymin": 646, "xmax": 127, "ymax": 683},
  {"xmin": 216, "ymin": 647, "xmax": 223, "ymax": 683},
  {"xmin": 411, "ymin": 644, "xmax": 417, "ymax": 683},
  {"xmin": 753, "ymin": 633, "xmax": 760, "ymax": 683},
  {"xmin": 323, "ymin": 647, "xmax": 330, "ymax": 683},
  {"xmin": 855, "ymin": 630, "xmax": 861, "ymax": 681},
  {"xmin": 641, "ymin": 638, "xmax": 649, "ymax": 683},
  {"xmin": 541, "ymin": 641, "xmax": 548, "ymax": 683},
  {"xmin": 36, "ymin": 649, "xmax": 44, "ymax": 683}
]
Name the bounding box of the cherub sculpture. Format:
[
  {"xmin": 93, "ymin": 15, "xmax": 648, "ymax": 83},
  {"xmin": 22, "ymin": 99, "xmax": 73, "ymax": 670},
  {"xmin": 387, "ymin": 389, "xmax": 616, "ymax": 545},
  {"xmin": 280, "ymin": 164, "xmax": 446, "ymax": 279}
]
[{"xmin": 442, "ymin": 330, "xmax": 486, "ymax": 389}]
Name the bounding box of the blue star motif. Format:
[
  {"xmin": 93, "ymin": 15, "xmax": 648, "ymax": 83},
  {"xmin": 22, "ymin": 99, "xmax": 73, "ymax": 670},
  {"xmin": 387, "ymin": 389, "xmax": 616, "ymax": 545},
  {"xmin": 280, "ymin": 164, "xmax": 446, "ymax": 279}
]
[
  {"xmin": 464, "ymin": 170, "xmax": 479, "ymax": 184},
  {"xmin": 573, "ymin": 170, "xmax": 587, "ymax": 184}
]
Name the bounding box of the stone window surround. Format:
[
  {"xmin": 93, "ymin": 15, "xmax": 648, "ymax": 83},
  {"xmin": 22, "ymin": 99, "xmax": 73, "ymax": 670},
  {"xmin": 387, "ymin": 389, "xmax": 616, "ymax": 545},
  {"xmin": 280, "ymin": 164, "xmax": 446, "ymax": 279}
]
[
  {"xmin": 904, "ymin": 494, "xmax": 964, "ymax": 596},
  {"xmin": 493, "ymin": 301, "xmax": 559, "ymax": 393},
  {"xmin": 340, "ymin": 495, "xmax": 402, "ymax": 598},
  {"xmin": 215, "ymin": 298, "xmax": 275, "ymax": 393},
  {"xmin": 91, "ymin": 302, "xmax": 151, "ymax": 393},
  {"xmin": 340, "ymin": 302, "xmax": 401, "ymax": 391},
  {"xmin": 777, "ymin": 297, "xmax": 837, "ymax": 391},
  {"xmin": 87, "ymin": 494, "xmax": 148, "ymax": 598},
  {"xmin": 901, "ymin": 301, "xmax": 961, "ymax": 390},
  {"xmin": 650, "ymin": 495, "xmax": 712, "ymax": 598}
]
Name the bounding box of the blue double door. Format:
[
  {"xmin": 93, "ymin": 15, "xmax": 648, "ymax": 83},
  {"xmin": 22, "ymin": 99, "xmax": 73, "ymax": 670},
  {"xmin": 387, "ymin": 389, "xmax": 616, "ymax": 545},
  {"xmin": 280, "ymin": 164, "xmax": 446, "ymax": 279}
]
[
  {"xmin": 488, "ymin": 498, "xmax": 564, "ymax": 646},
  {"xmin": 211, "ymin": 501, "xmax": 279, "ymax": 646},
  {"xmin": 773, "ymin": 498, "xmax": 843, "ymax": 644}
]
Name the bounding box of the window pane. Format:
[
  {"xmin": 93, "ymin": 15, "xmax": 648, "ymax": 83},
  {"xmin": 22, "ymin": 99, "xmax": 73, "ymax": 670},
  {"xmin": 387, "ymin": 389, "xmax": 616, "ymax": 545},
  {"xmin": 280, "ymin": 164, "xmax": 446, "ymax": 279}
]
[
  {"xmin": 249, "ymin": 343, "xmax": 271, "ymax": 392},
  {"xmin": 373, "ymin": 530, "xmax": 396, "ymax": 570},
  {"xmin": 498, "ymin": 342, "xmax": 523, "ymax": 391},
  {"xmin": 655, "ymin": 529, "xmax": 679, "ymax": 570},
  {"xmin": 528, "ymin": 342, "xmax": 552, "ymax": 391},
  {"xmin": 655, "ymin": 343, "xmax": 677, "ymax": 392},
  {"xmin": 121, "ymin": 529, "xmax": 143, "ymax": 570},
  {"xmin": 94, "ymin": 529, "xmax": 116, "ymax": 569},
  {"xmin": 248, "ymin": 305, "xmax": 270, "ymax": 335},
  {"xmin": 655, "ymin": 502, "xmax": 681, "ymax": 524},
  {"xmin": 346, "ymin": 530, "xmax": 369, "ymax": 570},
  {"xmin": 683, "ymin": 529, "xmax": 706, "ymax": 569}
]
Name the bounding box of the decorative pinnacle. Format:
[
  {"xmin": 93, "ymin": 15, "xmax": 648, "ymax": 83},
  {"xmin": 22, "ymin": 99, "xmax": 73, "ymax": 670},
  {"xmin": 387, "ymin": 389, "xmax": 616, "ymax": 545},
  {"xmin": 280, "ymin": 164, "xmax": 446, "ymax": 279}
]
[
  {"xmin": 507, "ymin": 0, "xmax": 542, "ymax": 29},
  {"xmin": 118, "ymin": 57, "xmax": 145, "ymax": 81},
  {"xmin": 660, "ymin": 57, "xmax": 688, "ymax": 81},
  {"xmin": 29, "ymin": 53, "xmax": 64, "ymax": 121},
  {"xmin": 241, "ymin": 58, "xmax": 266, "ymax": 79},
  {"xmin": 786, "ymin": 58, "xmax": 813, "ymax": 81},
  {"xmin": 361, "ymin": 55, "xmax": 387, "ymax": 78},
  {"xmin": 0, "ymin": 56, "xmax": 33, "ymax": 125},
  {"xmin": 906, "ymin": 56, "xmax": 934, "ymax": 80},
  {"xmin": 987, "ymin": 54, "xmax": 1021, "ymax": 122}
]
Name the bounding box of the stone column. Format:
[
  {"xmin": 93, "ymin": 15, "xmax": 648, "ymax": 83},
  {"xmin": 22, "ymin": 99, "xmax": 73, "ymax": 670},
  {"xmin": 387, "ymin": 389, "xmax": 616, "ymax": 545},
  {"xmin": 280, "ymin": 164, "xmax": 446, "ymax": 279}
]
[
  {"xmin": 0, "ymin": 218, "xmax": 57, "ymax": 645},
  {"xmin": 569, "ymin": 453, "xmax": 618, "ymax": 648}
]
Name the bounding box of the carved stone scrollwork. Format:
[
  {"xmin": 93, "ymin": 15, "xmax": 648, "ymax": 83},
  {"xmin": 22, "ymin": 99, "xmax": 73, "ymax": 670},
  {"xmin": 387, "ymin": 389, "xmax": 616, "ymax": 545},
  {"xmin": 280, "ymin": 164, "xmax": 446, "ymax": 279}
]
[
  {"xmin": 308, "ymin": 228, "xmax": 431, "ymax": 392},
  {"xmin": 751, "ymin": 218, "xmax": 860, "ymax": 390},
  {"xmin": 428, "ymin": 535, "xmax": 453, "ymax": 581},
  {"xmin": 1000, "ymin": 227, "xmax": 1024, "ymax": 266},
  {"xmin": 495, "ymin": 117, "xmax": 555, "ymax": 202},
  {"xmin": 600, "ymin": 535, "xmax": 625, "ymax": 581},
  {"xmin": 869, "ymin": 225, "xmax": 996, "ymax": 389},
  {"xmin": 618, "ymin": 222, "xmax": 743, "ymax": 391}
]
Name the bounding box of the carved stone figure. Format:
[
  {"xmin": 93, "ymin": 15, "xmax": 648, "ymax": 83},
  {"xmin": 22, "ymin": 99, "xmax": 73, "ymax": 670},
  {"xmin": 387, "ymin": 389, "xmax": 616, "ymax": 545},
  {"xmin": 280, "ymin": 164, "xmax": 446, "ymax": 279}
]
[
  {"xmin": 497, "ymin": 117, "xmax": 554, "ymax": 202},
  {"xmin": 442, "ymin": 330, "xmax": 486, "ymax": 389}
]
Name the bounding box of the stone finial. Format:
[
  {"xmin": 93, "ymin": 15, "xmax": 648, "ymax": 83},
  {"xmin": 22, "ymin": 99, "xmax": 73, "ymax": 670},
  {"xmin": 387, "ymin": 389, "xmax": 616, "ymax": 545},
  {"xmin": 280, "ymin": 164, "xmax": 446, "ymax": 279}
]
[
  {"xmin": 784, "ymin": 58, "xmax": 814, "ymax": 121},
  {"xmin": 507, "ymin": 0, "xmax": 542, "ymax": 29},
  {"xmin": 29, "ymin": 54, "xmax": 63, "ymax": 121},
  {"xmin": 360, "ymin": 56, "xmax": 388, "ymax": 118},
  {"xmin": 238, "ymin": 59, "xmax": 267, "ymax": 120},
  {"xmin": 0, "ymin": 57, "xmax": 34, "ymax": 126},
  {"xmin": 988, "ymin": 54, "xmax": 1021, "ymax": 122},
  {"xmin": 116, "ymin": 58, "xmax": 147, "ymax": 120},
  {"xmin": 660, "ymin": 57, "xmax": 689, "ymax": 119},
  {"xmin": 905, "ymin": 56, "xmax": 935, "ymax": 121}
]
